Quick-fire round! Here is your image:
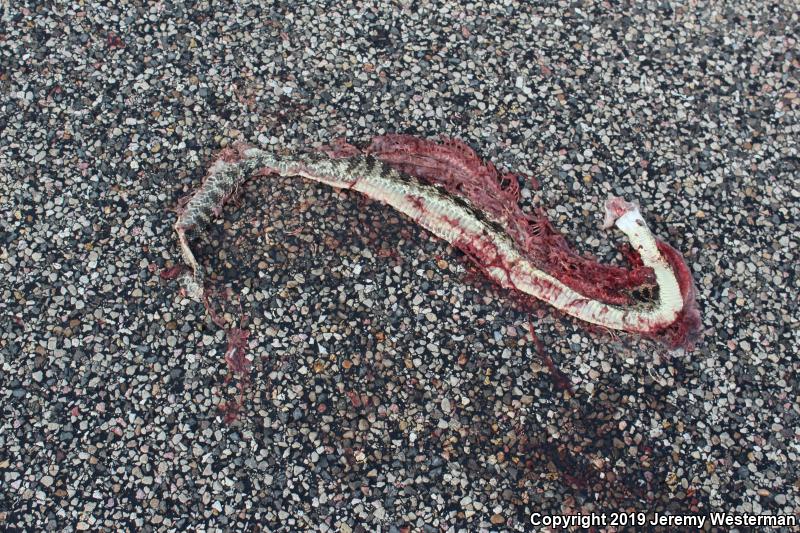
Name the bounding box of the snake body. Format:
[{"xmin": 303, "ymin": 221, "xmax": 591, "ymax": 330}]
[{"xmin": 175, "ymin": 141, "xmax": 700, "ymax": 349}]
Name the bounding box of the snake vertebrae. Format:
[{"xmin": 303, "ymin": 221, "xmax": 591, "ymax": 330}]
[{"xmin": 175, "ymin": 136, "xmax": 700, "ymax": 349}]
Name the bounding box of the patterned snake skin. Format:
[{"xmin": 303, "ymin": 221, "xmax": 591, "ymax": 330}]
[{"xmin": 175, "ymin": 142, "xmax": 700, "ymax": 349}]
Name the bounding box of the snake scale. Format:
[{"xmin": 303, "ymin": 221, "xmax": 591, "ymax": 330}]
[{"xmin": 175, "ymin": 136, "xmax": 700, "ymax": 349}]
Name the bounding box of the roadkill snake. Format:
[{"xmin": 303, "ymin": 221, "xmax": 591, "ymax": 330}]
[{"xmin": 174, "ymin": 135, "xmax": 700, "ymax": 350}]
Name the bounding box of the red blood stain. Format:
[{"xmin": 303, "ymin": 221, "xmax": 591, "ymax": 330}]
[
  {"xmin": 224, "ymin": 327, "xmax": 251, "ymax": 377},
  {"xmin": 159, "ymin": 265, "xmax": 183, "ymax": 280}
]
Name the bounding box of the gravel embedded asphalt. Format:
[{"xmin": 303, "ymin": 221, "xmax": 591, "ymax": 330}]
[{"xmin": 1, "ymin": 1, "xmax": 798, "ymax": 531}]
